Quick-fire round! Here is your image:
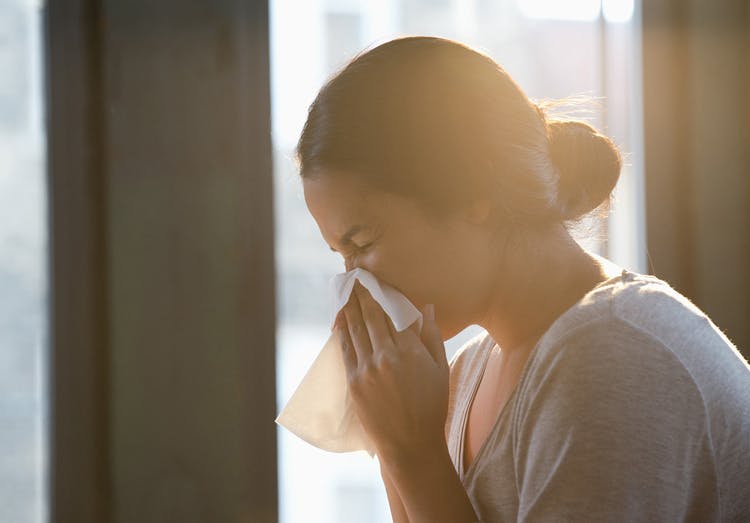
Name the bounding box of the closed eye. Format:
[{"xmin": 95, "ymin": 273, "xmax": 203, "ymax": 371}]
[
  {"xmin": 329, "ymin": 242, "xmax": 373, "ymax": 255},
  {"xmin": 354, "ymin": 242, "xmax": 373, "ymax": 253}
]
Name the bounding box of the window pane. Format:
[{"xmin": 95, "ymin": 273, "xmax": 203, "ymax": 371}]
[
  {"xmin": 0, "ymin": 1, "xmax": 48, "ymax": 522},
  {"xmin": 271, "ymin": 1, "xmax": 643, "ymax": 521}
]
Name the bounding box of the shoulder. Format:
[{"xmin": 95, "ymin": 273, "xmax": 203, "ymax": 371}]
[
  {"xmin": 517, "ymin": 313, "xmax": 706, "ymax": 418},
  {"xmin": 509, "ymin": 314, "xmax": 724, "ymax": 519},
  {"xmin": 503, "ymin": 270, "xmax": 748, "ymax": 520},
  {"xmin": 514, "ymin": 314, "xmax": 707, "ymax": 454},
  {"xmin": 511, "ymin": 278, "xmax": 719, "ymax": 446},
  {"xmin": 516, "ymin": 271, "xmax": 704, "ymax": 401},
  {"xmin": 527, "ymin": 269, "xmax": 749, "ymax": 406},
  {"xmin": 543, "ymin": 269, "xmax": 732, "ymax": 351},
  {"xmin": 510, "ymin": 314, "xmax": 721, "ymax": 520}
]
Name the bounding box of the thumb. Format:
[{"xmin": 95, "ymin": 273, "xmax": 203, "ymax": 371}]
[{"xmin": 420, "ymin": 304, "xmax": 448, "ymax": 369}]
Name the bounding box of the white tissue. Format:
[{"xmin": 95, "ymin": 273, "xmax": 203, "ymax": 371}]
[{"xmin": 274, "ymin": 268, "xmax": 424, "ymax": 457}]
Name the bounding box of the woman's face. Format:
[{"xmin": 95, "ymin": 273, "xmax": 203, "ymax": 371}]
[{"xmin": 303, "ymin": 170, "xmax": 497, "ymax": 340}]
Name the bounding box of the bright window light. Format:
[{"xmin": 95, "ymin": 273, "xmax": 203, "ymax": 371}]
[
  {"xmin": 602, "ymin": 0, "xmax": 634, "ymax": 23},
  {"xmin": 516, "ymin": 0, "xmax": 601, "ymax": 22}
]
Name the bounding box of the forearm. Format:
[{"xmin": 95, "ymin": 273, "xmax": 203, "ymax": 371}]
[
  {"xmin": 379, "ymin": 459, "xmax": 410, "ymax": 523},
  {"xmin": 380, "ymin": 440, "xmax": 478, "ymax": 523}
]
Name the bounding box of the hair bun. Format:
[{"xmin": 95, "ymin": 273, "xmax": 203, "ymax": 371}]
[{"xmin": 546, "ymin": 119, "xmax": 622, "ymax": 221}]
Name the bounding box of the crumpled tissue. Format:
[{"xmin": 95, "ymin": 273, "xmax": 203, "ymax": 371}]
[{"xmin": 274, "ymin": 268, "xmax": 423, "ymax": 457}]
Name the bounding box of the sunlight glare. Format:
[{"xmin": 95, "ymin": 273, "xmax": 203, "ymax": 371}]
[
  {"xmin": 516, "ymin": 0, "xmax": 601, "ymax": 22},
  {"xmin": 602, "ymin": 0, "xmax": 634, "ymax": 23}
]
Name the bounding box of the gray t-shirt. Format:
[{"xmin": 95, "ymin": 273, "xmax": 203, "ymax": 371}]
[{"xmin": 445, "ymin": 269, "xmax": 750, "ymax": 522}]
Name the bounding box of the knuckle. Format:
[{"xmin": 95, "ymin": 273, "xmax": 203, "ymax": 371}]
[
  {"xmin": 349, "ymin": 383, "xmax": 365, "ymax": 401},
  {"xmin": 347, "ymin": 375, "xmax": 362, "ymax": 393},
  {"xmin": 358, "ymin": 363, "xmax": 378, "ymax": 384},
  {"xmin": 372, "ymin": 333, "xmax": 390, "ymax": 348},
  {"xmin": 348, "ymin": 371, "xmax": 371, "ymax": 394},
  {"xmin": 374, "ymin": 353, "xmax": 396, "ymax": 372},
  {"xmin": 358, "ymin": 360, "xmax": 373, "ymax": 376},
  {"xmin": 350, "ymin": 322, "xmax": 363, "ymax": 336}
]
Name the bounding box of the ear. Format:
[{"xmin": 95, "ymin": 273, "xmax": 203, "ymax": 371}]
[{"xmin": 462, "ymin": 198, "xmax": 492, "ymax": 226}]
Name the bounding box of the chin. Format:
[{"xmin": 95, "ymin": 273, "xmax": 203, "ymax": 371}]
[
  {"xmin": 438, "ymin": 314, "xmax": 475, "ymax": 341},
  {"xmin": 419, "ymin": 305, "xmax": 463, "ymax": 341},
  {"xmin": 443, "ymin": 328, "xmax": 461, "ymax": 341}
]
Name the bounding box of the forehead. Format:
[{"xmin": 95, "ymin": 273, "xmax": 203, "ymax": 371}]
[{"xmin": 302, "ymin": 171, "xmax": 376, "ymax": 227}]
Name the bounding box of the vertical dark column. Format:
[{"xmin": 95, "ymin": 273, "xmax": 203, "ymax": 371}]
[
  {"xmin": 642, "ymin": 0, "xmax": 750, "ymax": 357},
  {"xmin": 641, "ymin": 0, "xmax": 695, "ymax": 295},
  {"xmin": 45, "ymin": 1, "xmax": 111, "ymax": 522},
  {"xmin": 46, "ymin": 1, "xmax": 277, "ymax": 521}
]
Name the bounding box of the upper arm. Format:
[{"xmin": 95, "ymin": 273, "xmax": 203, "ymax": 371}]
[{"xmin": 513, "ymin": 319, "xmax": 717, "ymax": 522}]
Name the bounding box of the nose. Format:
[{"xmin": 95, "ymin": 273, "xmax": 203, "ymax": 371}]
[{"xmin": 344, "ymin": 253, "xmax": 360, "ymax": 272}]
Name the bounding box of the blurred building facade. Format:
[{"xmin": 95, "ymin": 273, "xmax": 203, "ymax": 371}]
[{"xmin": 0, "ymin": 1, "xmax": 47, "ymax": 522}]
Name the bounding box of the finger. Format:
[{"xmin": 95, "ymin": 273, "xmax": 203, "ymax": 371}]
[
  {"xmin": 343, "ymin": 289, "xmax": 373, "ymax": 365},
  {"xmin": 384, "ymin": 310, "xmax": 421, "ymax": 346},
  {"xmin": 420, "ymin": 304, "xmax": 448, "ymax": 369},
  {"xmin": 353, "ymin": 281, "xmax": 396, "ymax": 356},
  {"xmin": 388, "ymin": 304, "xmax": 446, "ymax": 366},
  {"xmin": 337, "ymin": 316, "xmax": 358, "ymax": 381},
  {"xmin": 390, "ymin": 322, "xmax": 422, "ymax": 352},
  {"xmin": 384, "ymin": 312, "xmax": 399, "ymax": 339}
]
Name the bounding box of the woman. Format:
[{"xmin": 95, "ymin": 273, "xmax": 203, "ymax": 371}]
[{"xmin": 297, "ymin": 36, "xmax": 750, "ymax": 522}]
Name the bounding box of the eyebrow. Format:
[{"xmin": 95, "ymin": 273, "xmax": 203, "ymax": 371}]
[{"xmin": 329, "ymin": 224, "xmax": 366, "ymax": 252}]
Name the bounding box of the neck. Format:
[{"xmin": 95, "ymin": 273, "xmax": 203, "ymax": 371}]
[{"xmin": 477, "ymin": 226, "xmax": 614, "ymax": 354}]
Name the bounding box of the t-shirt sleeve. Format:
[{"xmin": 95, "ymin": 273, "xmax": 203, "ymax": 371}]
[{"xmin": 510, "ymin": 317, "xmax": 719, "ymax": 522}]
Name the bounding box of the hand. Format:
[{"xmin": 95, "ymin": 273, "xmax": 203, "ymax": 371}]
[{"xmin": 336, "ymin": 281, "xmax": 450, "ymax": 463}]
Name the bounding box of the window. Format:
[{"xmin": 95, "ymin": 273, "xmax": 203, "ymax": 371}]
[
  {"xmin": 0, "ymin": 0, "xmax": 48, "ymax": 521},
  {"xmin": 271, "ymin": 1, "xmax": 644, "ymax": 521}
]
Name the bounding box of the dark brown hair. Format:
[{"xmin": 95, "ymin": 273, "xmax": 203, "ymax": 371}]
[{"xmin": 295, "ymin": 35, "xmax": 622, "ymax": 232}]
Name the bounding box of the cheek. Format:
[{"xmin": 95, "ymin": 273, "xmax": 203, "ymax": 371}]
[{"xmin": 361, "ymin": 240, "xmax": 441, "ymax": 307}]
